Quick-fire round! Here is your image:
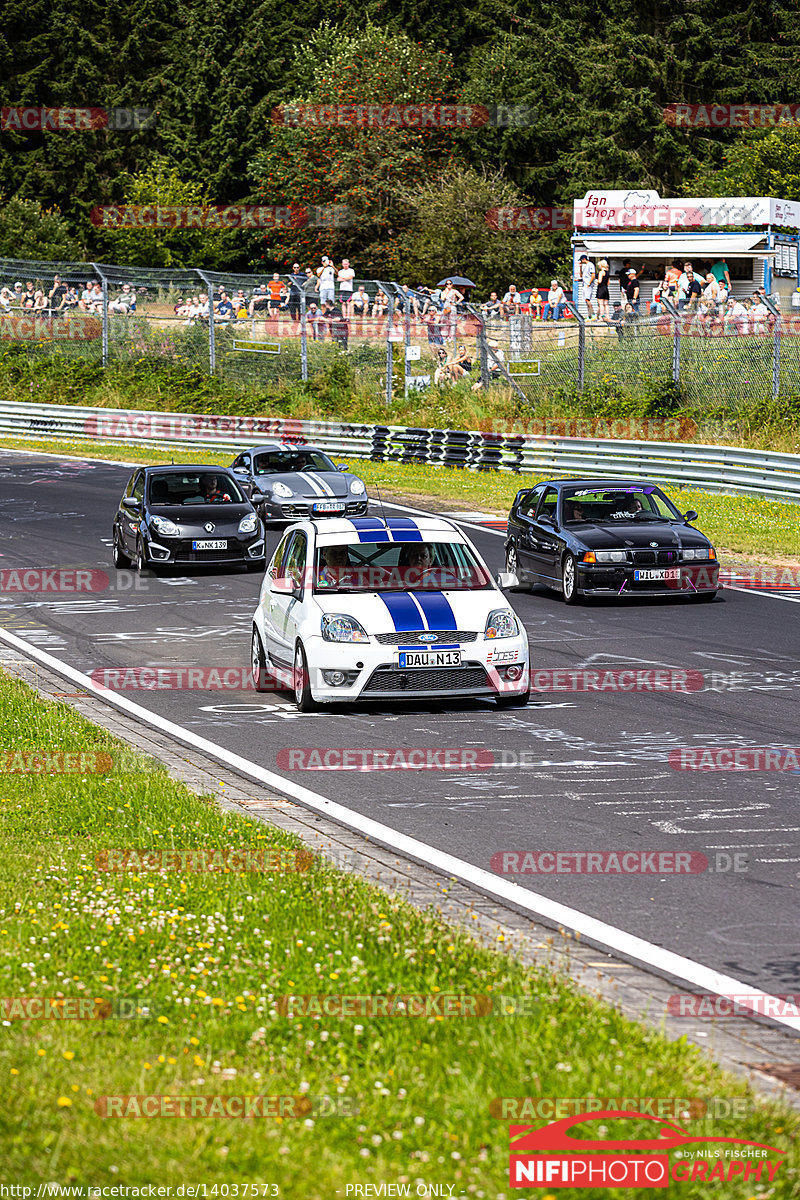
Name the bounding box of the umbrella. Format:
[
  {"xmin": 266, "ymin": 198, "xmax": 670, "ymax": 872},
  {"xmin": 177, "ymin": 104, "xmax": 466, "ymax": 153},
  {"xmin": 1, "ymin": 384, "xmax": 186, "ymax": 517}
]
[{"xmin": 436, "ymin": 276, "xmax": 476, "ymax": 288}]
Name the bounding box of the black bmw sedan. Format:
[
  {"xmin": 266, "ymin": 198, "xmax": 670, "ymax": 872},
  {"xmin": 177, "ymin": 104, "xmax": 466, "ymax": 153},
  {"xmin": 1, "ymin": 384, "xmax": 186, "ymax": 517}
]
[
  {"xmin": 504, "ymin": 478, "xmax": 719, "ymax": 603},
  {"xmin": 112, "ymin": 465, "xmax": 266, "ymax": 572}
]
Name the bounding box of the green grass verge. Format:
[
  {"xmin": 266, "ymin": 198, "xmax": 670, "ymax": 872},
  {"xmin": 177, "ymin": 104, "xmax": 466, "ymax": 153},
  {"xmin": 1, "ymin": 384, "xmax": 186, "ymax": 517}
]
[
  {"xmin": 1, "ymin": 434, "xmax": 797, "ymax": 561},
  {"xmin": 0, "ymin": 671, "xmax": 798, "ymax": 1193}
]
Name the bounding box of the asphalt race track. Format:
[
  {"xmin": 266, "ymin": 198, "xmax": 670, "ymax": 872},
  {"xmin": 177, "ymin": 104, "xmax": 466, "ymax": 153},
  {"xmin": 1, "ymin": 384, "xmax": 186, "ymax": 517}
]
[{"xmin": 2, "ymin": 449, "xmax": 798, "ymax": 1000}]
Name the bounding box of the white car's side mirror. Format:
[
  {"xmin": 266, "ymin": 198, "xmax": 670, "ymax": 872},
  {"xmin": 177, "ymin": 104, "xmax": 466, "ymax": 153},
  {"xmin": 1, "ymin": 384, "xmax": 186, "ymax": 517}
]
[{"xmin": 496, "ymin": 571, "xmax": 518, "ymax": 589}]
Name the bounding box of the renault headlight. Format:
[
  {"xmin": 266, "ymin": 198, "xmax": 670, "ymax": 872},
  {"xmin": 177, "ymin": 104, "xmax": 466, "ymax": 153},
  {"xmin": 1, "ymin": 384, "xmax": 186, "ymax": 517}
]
[
  {"xmin": 150, "ymin": 515, "xmax": 180, "ymax": 537},
  {"xmin": 238, "ymin": 513, "xmax": 259, "ymax": 534},
  {"xmin": 349, "ymin": 478, "xmax": 366, "ymax": 495},
  {"xmin": 321, "ymin": 614, "xmax": 369, "ymax": 643},
  {"xmin": 272, "ymin": 482, "xmax": 294, "ymax": 499},
  {"xmin": 484, "ymin": 609, "xmax": 518, "ymax": 639}
]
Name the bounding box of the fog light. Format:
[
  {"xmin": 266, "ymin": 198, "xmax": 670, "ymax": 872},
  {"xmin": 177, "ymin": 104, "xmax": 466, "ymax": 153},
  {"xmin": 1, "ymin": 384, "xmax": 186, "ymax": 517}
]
[
  {"xmin": 149, "ymin": 544, "xmax": 170, "ymax": 561},
  {"xmin": 322, "ymin": 669, "xmax": 359, "ymax": 686},
  {"xmin": 504, "ymin": 664, "xmax": 523, "ymax": 681}
]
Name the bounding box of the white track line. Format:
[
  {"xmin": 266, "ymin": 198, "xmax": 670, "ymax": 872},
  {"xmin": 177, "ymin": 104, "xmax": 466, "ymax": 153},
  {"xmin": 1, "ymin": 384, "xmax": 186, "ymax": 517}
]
[{"xmin": 1, "ymin": 623, "xmax": 797, "ymax": 1034}]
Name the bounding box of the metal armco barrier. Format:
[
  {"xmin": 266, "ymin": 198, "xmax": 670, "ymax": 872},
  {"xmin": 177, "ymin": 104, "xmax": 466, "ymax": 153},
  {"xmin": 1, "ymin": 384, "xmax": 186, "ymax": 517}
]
[{"xmin": 1, "ymin": 400, "xmax": 799, "ymax": 502}]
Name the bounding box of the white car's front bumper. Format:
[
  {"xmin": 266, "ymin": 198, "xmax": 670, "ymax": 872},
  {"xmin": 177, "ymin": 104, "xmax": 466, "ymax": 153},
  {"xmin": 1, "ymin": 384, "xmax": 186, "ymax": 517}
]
[{"xmin": 302, "ymin": 633, "xmax": 530, "ymax": 703}]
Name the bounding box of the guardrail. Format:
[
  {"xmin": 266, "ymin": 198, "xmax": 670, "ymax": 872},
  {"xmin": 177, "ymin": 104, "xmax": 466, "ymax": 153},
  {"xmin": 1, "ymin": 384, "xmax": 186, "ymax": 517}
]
[{"xmin": 1, "ymin": 400, "xmax": 799, "ymax": 502}]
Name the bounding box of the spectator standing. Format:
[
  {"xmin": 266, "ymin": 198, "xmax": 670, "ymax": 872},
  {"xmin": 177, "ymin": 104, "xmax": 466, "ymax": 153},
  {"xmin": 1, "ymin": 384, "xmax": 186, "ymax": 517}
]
[
  {"xmin": 287, "ymin": 265, "xmax": 303, "ymax": 324},
  {"xmin": 595, "ymin": 259, "xmax": 610, "ymax": 319},
  {"xmin": 677, "ymin": 268, "xmax": 701, "ymax": 312},
  {"xmin": 12, "ymin": 282, "xmax": 23, "ymax": 307},
  {"xmin": 32, "ymin": 290, "xmax": 48, "ymax": 316},
  {"xmin": 22, "ymin": 282, "xmax": 37, "ymax": 309},
  {"xmin": 711, "ymin": 257, "xmax": 731, "ymax": 291},
  {"xmin": 0, "ymin": 286, "xmax": 12, "ymax": 312},
  {"xmin": 605, "ymin": 300, "xmax": 625, "ymax": 342},
  {"xmin": 703, "ymin": 273, "xmax": 720, "ymax": 312},
  {"xmin": 324, "ymin": 300, "xmax": 349, "ymax": 349},
  {"xmin": 624, "ymin": 269, "xmax": 640, "ymax": 314},
  {"xmin": 578, "ymin": 255, "xmax": 596, "ymax": 317},
  {"xmin": 317, "ymin": 256, "xmax": 336, "ymax": 305},
  {"xmin": 440, "ymin": 280, "xmax": 464, "ymax": 308},
  {"xmin": 337, "ymin": 259, "xmax": 355, "ymax": 313},
  {"xmin": 267, "ymin": 273, "xmax": 284, "ymax": 317},
  {"xmin": 616, "ymin": 260, "xmax": 633, "ymax": 292},
  {"xmin": 542, "ymin": 279, "xmax": 566, "ymax": 321},
  {"xmin": 425, "ymin": 308, "xmax": 444, "ymax": 347},
  {"xmin": 663, "ymin": 260, "xmax": 682, "ymax": 298}
]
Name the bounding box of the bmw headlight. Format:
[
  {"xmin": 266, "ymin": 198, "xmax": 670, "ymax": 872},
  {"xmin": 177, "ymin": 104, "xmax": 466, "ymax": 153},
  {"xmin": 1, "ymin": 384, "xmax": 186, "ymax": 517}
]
[
  {"xmin": 594, "ymin": 550, "xmax": 628, "ymax": 563},
  {"xmin": 321, "ymin": 614, "xmax": 369, "ymax": 643},
  {"xmin": 349, "ymin": 478, "xmax": 366, "ymax": 495},
  {"xmin": 683, "ymin": 547, "xmax": 714, "ymax": 561},
  {"xmin": 150, "ymin": 515, "xmax": 180, "ymax": 538},
  {"xmin": 484, "ymin": 608, "xmax": 519, "ymax": 639},
  {"xmin": 238, "ymin": 513, "xmax": 259, "ymax": 534},
  {"xmin": 272, "ymin": 482, "xmax": 294, "ymax": 499}
]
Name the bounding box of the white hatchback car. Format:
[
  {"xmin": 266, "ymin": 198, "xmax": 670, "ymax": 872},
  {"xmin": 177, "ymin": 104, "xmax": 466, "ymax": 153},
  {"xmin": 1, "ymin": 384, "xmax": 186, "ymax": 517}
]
[{"xmin": 250, "ymin": 515, "xmax": 530, "ymax": 710}]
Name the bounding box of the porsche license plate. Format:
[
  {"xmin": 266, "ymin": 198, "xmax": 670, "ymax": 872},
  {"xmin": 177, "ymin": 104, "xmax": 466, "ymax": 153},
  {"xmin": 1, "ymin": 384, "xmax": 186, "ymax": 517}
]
[
  {"xmin": 634, "ymin": 568, "xmax": 679, "ymax": 581},
  {"xmin": 397, "ymin": 650, "xmax": 461, "ymax": 668},
  {"xmin": 192, "ymin": 539, "xmax": 228, "ymax": 550},
  {"xmin": 312, "ymin": 501, "xmax": 345, "ymax": 514}
]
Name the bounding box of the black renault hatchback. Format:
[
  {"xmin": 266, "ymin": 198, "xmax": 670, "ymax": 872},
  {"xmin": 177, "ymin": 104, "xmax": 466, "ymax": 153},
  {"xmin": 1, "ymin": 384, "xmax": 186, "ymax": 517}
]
[
  {"xmin": 112, "ymin": 465, "xmax": 266, "ymax": 572},
  {"xmin": 504, "ymin": 478, "xmax": 719, "ymax": 603}
]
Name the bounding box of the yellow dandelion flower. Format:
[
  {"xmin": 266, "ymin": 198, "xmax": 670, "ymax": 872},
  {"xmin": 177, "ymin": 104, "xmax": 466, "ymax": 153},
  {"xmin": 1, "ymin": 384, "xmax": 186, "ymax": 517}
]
[
  {"xmin": 57, "ymin": 1097, "xmax": 72, "ymax": 1107},
  {"xmin": 62, "ymin": 1051, "xmax": 75, "ymax": 1061}
]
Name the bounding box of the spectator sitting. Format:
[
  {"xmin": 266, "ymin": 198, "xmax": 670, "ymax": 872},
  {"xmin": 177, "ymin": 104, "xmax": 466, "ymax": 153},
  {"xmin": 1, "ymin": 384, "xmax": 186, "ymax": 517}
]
[
  {"xmin": 233, "ymin": 290, "xmax": 248, "ymax": 318},
  {"xmin": 174, "ymin": 298, "xmax": 190, "ymax": 316},
  {"xmin": 183, "ymin": 295, "xmax": 201, "ymax": 325},
  {"xmin": 63, "ymin": 286, "xmax": 79, "ymax": 310},
  {"xmin": 12, "ymin": 281, "xmax": 23, "ymax": 307},
  {"xmin": 351, "ymin": 286, "xmax": 370, "ymax": 317},
  {"xmin": 703, "ymin": 273, "xmax": 720, "ymax": 311},
  {"xmin": 751, "ymin": 296, "xmax": 769, "ymax": 334},
  {"xmin": 109, "ymin": 284, "xmax": 135, "ymax": 314},
  {"xmin": 542, "ymin": 280, "xmax": 565, "ymax": 321},
  {"xmin": 249, "ymin": 284, "xmax": 269, "ymax": 317},
  {"xmin": 0, "ymin": 286, "xmax": 12, "ymax": 312},
  {"xmin": 501, "ymin": 284, "xmax": 520, "ymax": 316},
  {"xmin": 482, "ymin": 292, "xmax": 503, "ymax": 318},
  {"xmin": 605, "ymin": 300, "xmax": 625, "ymax": 342},
  {"xmin": 48, "ymin": 274, "xmax": 68, "ymax": 316},
  {"xmin": 307, "ymin": 301, "xmax": 323, "ymax": 340},
  {"xmin": 32, "ymin": 290, "xmax": 48, "ymax": 316},
  {"xmin": 398, "ymin": 284, "xmax": 420, "ymax": 318},
  {"xmin": 215, "ymin": 290, "xmax": 234, "ymax": 321},
  {"xmin": 472, "ymin": 338, "xmax": 505, "ymax": 391},
  {"xmin": 372, "ymin": 291, "xmax": 387, "ymax": 318},
  {"xmin": 197, "ymin": 293, "xmax": 210, "ymax": 322},
  {"xmin": 88, "ymin": 281, "xmax": 104, "ymax": 312}
]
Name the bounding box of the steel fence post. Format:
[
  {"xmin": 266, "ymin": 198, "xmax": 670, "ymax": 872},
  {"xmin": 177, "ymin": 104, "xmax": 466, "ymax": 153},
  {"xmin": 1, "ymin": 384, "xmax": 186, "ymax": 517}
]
[
  {"xmin": 564, "ymin": 300, "xmax": 584, "ymax": 390},
  {"xmin": 197, "ymin": 270, "xmax": 215, "ymax": 374},
  {"xmin": 92, "ymin": 262, "xmax": 108, "ymax": 368},
  {"xmin": 300, "ymin": 290, "xmax": 308, "ymax": 382}
]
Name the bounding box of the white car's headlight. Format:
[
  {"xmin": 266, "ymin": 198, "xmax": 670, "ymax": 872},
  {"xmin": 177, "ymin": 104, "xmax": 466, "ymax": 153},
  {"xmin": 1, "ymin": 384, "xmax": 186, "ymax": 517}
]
[
  {"xmin": 238, "ymin": 513, "xmax": 259, "ymax": 534},
  {"xmin": 150, "ymin": 515, "xmax": 180, "ymax": 537},
  {"xmin": 272, "ymin": 482, "xmax": 294, "ymax": 499},
  {"xmin": 349, "ymin": 478, "xmax": 366, "ymax": 495},
  {"xmin": 321, "ymin": 614, "xmax": 369, "ymax": 643},
  {"xmin": 594, "ymin": 550, "xmax": 628, "ymax": 563},
  {"xmin": 683, "ymin": 547, "xmax": 714, "ymax": 560},
  {"xmin": 484, "ymin": 608, "xmax": 519, "ymax": 639}
]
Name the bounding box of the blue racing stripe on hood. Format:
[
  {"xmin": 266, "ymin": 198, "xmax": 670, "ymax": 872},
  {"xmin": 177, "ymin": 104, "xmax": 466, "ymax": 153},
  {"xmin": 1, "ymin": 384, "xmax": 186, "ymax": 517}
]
[
  {"xmin": 414, "ymin": 591, "xmax": 457, "ymax": 630},
  {"xmin": 379, "ymin": 593, "xmax": 426, "ymax": 632}
]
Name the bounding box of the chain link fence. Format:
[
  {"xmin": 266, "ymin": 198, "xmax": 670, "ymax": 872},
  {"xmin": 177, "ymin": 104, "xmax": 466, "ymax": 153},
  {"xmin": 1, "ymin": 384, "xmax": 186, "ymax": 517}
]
[{"xmin": 1, "ymin": 257, "xmax": 799, "ymax": 410}]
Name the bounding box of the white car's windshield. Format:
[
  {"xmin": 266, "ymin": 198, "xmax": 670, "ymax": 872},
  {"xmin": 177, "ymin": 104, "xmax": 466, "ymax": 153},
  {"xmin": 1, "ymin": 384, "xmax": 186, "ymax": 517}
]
[
  {"xmin": 314, "ymin": 540, "xmax": 491, "ymax": 592},
  {"xmin": 254, "ymin": 450, "xmax": 336, "ymax": 474}
]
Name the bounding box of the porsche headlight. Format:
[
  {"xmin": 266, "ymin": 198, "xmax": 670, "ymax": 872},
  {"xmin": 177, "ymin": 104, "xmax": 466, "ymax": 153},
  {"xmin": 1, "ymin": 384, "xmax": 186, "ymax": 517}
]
[
  {"xmin": 272, "ymin": 482, "xmax": 294, "ymax": 499},
  {"xmin": 594, "ymin": 550, "xmax": 628, "ymax": 563},
  {"xmin": 150, "ymin": 515, "xmax": 180, "ymax": 537},
  {"xmin": 349, "ymin": 478, "xmax": 366, "ymax": 495},
  {"xmin": 484, "ymin": 608, "xmax": 519, "ymax": 639},
  {"xmin": 321, "ymin": 614, "xmax": 369, "ymax": 643},
  {"xmin": 238, "ymin": 513, "xmax": 259, "ymax": 534},
  {"xmin": 683, "ymin": 547, "xmax": 714, "ymax": 560}
]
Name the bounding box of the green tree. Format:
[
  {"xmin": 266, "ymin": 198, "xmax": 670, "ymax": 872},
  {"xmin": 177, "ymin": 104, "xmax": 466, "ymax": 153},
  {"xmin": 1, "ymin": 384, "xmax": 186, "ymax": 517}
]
[
  {"xmin": 246, "ymin": 23, "xmax": 459, "ymax": 275},
  {"xmin": 397, "ymin": 165, "xmax": 565, "ymax": 293},
  {"xmin": 686, "ymin": 123, "xmax": 800, "ymax": 199},
  {"xmin": 94, "ymin": 158, "xmax": 234, "ymax": 267},
  {"xmin": 0, "ymin": 197, "xmax": 82, "ymax": 260}
]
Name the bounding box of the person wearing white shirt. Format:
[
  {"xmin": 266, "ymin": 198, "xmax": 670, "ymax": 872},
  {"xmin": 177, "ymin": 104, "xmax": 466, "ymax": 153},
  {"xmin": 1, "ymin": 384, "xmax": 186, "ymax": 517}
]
[
  {"xmin": 317, "ymin": 257, "xmax": 336, "ymax": 304},
  {"xmin": 501, "ymin": 285, "xmax": 520, "ymax": 316},
  {"xmin": 750, "ymin": 300, "xmax": 769, "ymax": 334},
  {"xmin": 702, "ymin": 274, "xmax": 720, "ymax": 309},
  {"xmin": 543, "ymin": 280, "xmax": 566, "ymax": 321},
  {"xmin": 337, "ymin": 260, "xmax": 355, "ymax": 313},
  {"xmin": 578, "ymin": 255, "xmax": 596, "ymax": 317}
]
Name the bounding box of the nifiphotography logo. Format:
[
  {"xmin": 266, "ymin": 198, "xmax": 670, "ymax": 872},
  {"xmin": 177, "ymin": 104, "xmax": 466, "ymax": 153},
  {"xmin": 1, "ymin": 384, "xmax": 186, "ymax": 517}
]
[{"xmin": 508, "ymin": 1111, "xmax": 785, "ymax": 1188}]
